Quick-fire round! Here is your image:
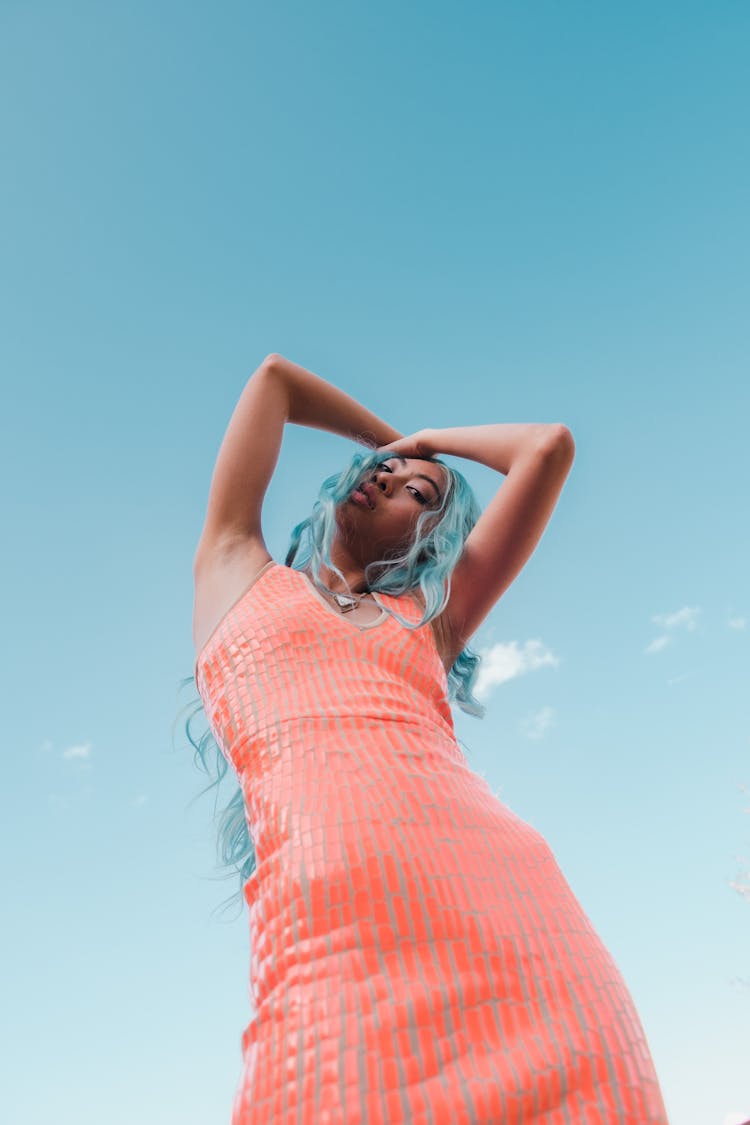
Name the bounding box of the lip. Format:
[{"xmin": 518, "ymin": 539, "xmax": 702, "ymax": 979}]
[
  {"xmin": 362, "ymin": 482, "xmax": 377, "ymax": 509},
  {"xmin": 351, "ymin": 489, "xmax": 371, "ymax": 509}
]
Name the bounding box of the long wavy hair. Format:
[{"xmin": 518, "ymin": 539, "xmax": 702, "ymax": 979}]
[{"xmin": 180, "ymin": 443, "xmax": 485, "ymax": 917}]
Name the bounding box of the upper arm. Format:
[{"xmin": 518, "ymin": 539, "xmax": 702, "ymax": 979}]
[
  {"xmin": 443, "ymin": 427, "xmax": 575, "ymax": 647},
  {"xmin": 194, "ymin": 354, "xmax": 289, "ymax": 560}
]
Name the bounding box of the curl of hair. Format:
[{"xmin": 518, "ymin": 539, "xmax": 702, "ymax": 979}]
[
  {"xmin": 175, "ymin": 679, "xmax": 258, "ymax": 920},
  {"xmin": 185, "ymin": 443, "xmax": 486, "ymax": 913}
]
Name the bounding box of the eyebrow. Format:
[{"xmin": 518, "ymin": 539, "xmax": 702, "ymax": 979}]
[{"xmin": 385, "ymin": 454, "xmax": 444, "ymax": 505}]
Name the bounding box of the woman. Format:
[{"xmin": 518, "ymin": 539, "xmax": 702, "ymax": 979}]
[{"xmin": 191, "ymin": 353, "xmax": 668, "ymax": 1124}]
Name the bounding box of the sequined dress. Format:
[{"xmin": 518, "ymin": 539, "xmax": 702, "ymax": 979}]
[{"xmin": 194, "ymin": 560, "xmax": 668, "ymax": 1124}]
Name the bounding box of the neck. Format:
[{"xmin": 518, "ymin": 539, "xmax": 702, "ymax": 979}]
[
  {"xmin": 308, "ymin": 564, "xmax": 369, "ymax": 595},
  {"xmin": 309, "ymin": 540, "xmax": 372, "ymax": 595}
]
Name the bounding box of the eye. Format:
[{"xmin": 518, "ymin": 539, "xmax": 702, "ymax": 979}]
[{"xmin": 376, "ymin": 461, "xmax": 429, "ymax": 505}]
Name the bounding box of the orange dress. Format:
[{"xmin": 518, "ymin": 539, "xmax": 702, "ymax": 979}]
[{"xmin": 195, "ymin": 561, "xmax": 668, "ymax": 1124}]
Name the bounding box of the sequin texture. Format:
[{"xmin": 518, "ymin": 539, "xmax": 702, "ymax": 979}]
[{"xmin": 195, "ymin": 562, "xmax": 668, "ymax": 1124}]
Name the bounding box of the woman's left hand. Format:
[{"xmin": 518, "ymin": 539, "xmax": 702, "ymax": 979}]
[{"xmin": 377, "ymin": 428, "xmax": 437, "ymax": 460}]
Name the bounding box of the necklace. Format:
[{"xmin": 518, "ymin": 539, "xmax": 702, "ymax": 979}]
[
  {"xmin": 330, "ymin": 590, "xmax": 364, "ymax": 612},
  {"xmin": 307, "ymin": 570, "xmax": 372, "ymax": 613}
]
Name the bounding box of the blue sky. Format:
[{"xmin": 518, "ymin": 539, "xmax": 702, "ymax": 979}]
[{"xmin": 3, "ymin": 2, "xmax": 748, "ymax": 1122}]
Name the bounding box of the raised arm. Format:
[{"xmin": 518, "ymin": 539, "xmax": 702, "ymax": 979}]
[{"xmin": 194, "ymin": 353, "xmax": 403, "ymax": 561}]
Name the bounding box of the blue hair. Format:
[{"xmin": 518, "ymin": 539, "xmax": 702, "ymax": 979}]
[
  {"xmin": 181, "ymin": 444, "xmax": 485, "ymax": 917},
  {"xmin": 285, "ymin": 444, "xmax": 485, "ymax": 716},
  {"xmin": 177, "ymin": 682, "xmax": 256, "ymax": 920}
]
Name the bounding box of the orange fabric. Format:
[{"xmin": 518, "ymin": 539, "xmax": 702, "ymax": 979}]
[{"xmin": 196, "ymin": 562, "xmax": 669, "ymax": 1124}]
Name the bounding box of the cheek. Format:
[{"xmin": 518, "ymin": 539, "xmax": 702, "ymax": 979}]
[
  {"xmin": 397, "ymin": 505, "xmax": 425, "ymax": 535},
  {"xmin": 386, "ymin": 500, "xmax": 418, "ymax": 525}
]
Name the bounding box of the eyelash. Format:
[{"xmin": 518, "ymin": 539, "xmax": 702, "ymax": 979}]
[{"xmin": 376, "ymin": 461, "xmax": 428, "ymax": 506}]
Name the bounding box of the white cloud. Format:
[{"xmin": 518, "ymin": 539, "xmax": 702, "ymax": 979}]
[
  {"xmin": 651, "ymin": 605, "xmax": 701, "ymax": 631},
  {"xmin": 645, "ymin": 635, "xmax": 670, "ymax": 654},
  {"xmin": 729, "ymin": 616, "xmax": 746, "ymax": 630},
  {"xmin": 474, "ymin": 639, "xmax": 559, "ymax": 700},
  {"xmin": 519, "ymin": 706, "xmax": 556, "ymax": 741},
  {"xmin": 646, "ymin": 605, "xmax": 701, "ymax": 655},
  {"xmin": 730, "ymin": 875, "xmax": 750, "ymax": 905},
  {"xmin": 131, "ymin": 793, "xmax": 149, "ymax": 808},
  {"xmin": 62, "ymin": 742, "xmax": 92, "ymax": 761}
]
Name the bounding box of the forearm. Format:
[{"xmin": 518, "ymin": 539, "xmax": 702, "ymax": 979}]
[
  {"xmin": 268, "ymin": 353, "xmax": 403, "ymax": 448},
  {"xmin": 430, "ymin": 423, "xmax": 573, "ymax": 475}
]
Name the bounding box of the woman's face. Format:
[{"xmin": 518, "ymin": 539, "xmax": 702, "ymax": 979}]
[{"xmin": 336, "ymin": 454, "xmax": 449, "ymax": 558}]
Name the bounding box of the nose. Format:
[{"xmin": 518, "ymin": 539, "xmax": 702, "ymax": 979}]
[{"xmin": 370, "ymin": 470, "xmax": 390, "ymax": 494}]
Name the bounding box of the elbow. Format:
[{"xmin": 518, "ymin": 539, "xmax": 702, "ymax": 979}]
[
  {"xmin": 539, "ymin": 425, "xmax": 575, "ymax": 462},
  {"xmin": 546, "ymin": 423, "xmax": 575, "ymax": 454},
  {"xmin": 262, "ymin": 354, "xmax": 297, "ymax": 386},
  {"xmin": 263, "ymin": 353, "xmax": 289, "ymax": 374},
  {"xmin": 260, "ymin": 353, "xmax": 280, "ymax": 375}
]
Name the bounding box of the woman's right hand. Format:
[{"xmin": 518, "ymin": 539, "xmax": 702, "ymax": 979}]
[{"xmin": 377, "ymin": 428, "xmax": 438, "ymax": 460}]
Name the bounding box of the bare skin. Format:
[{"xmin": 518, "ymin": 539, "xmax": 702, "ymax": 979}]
[
  {"xmin": 313, "ymin": 455, "xmax": 449, "ymax": 596},
  {"xmin": 193, "ymin": 354, "xmax": 575, "ymax": 677}
]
